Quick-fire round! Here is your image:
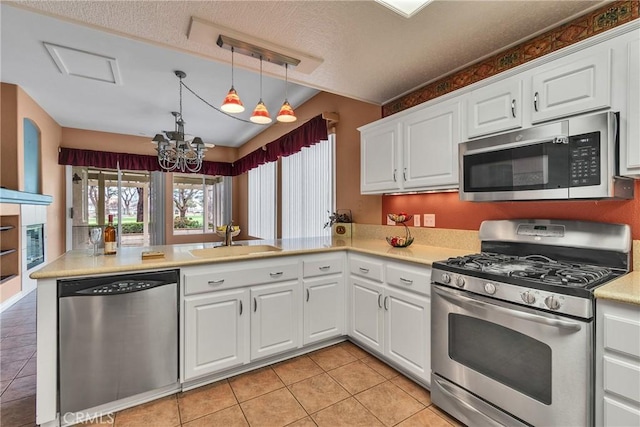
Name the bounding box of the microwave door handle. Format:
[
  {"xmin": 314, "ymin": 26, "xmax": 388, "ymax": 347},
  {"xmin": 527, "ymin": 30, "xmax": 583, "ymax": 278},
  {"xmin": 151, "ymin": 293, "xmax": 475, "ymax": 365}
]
[
  {"xmin": 433, "ymin": 285, "xmax": 582, "ymax": 332},
  {"xmin": 464, "ymin": 135, "xmax": 566, "ymax": 156}
]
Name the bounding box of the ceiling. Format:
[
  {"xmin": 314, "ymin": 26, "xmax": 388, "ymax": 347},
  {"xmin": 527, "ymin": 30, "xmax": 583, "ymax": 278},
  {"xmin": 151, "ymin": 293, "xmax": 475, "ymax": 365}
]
[{"xmin": 0, "ymin": 1, "xmax": 607, "ymax": 148}]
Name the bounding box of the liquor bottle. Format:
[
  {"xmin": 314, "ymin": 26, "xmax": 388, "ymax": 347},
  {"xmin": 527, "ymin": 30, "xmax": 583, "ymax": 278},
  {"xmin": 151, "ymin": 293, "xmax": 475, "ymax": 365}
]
[{"xmin": 104, "ymin": 214, "xmax": 117, "ymax": 255}]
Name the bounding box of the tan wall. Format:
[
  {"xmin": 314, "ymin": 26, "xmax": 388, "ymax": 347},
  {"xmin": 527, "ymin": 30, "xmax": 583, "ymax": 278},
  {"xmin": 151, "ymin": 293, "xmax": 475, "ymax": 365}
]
[
  {"xmin": 235, "ymin": 92, "xmax": 382, "ymax": 235},
  {"xmin": 1, "ymin": 83, "xmax": 19, "ymax": 190}
]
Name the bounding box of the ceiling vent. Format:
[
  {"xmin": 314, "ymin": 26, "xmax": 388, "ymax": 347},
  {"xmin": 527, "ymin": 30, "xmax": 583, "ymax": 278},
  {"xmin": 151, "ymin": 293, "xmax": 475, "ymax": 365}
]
[{"xmin": 44, "ymin": 42, "xmax": 122, "ymax": 85}]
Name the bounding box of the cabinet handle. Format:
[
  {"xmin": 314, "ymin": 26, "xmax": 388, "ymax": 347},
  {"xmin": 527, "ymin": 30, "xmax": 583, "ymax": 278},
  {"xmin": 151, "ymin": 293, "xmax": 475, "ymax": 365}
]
[
  {"xmin": 359, "ymin": 267, "xmax": 370, "ymax": 273},
  {"xmin": 511, "ymin": 99, "xmax": 516, "ymax": 118},
  {"xmin": 253, "ymin": 297, "xmax": 257, "ymax": 312},
  {"xmin": 239, "ymin": 300, "xmax": 243, "ymax": 315},
  {"xmin": 319, "ymin": 265, "xmax": 330, "ymax": 271},
  {"xmin": 378, "ymin": 294, "xmax": 382, "ymax": 308},
  {"xmin": 270, "ymin": 271, "xmax": 283, "ymax": 278},
  {"xmin": 400, "ymin": 277, "xmax": 413, "ymax": 285},
  {"xmin": 393, "ymin": 169, "xmax": 397, "ymax": 182},
  {"xmin": 403, "ymin": 168, "xmax": 407, "ymax": 181},
  {"xmin": 534, "ymin": 92, "xmax": 539, "ymax": 112},
  {"xmin": 208, "ymin": 279, "xmax": 225, "ymax": 286},
  {"xmin": 306, "ymin": 289, "xmax": 310, "ymax": 302},
  {"xmin": 384, "ymin": 296, "xmax": 389, "ymax": 311}
]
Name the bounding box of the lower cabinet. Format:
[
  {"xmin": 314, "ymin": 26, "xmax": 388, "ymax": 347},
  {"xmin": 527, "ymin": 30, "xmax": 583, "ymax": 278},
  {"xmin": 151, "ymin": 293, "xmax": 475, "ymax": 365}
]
[
  {"xmin": 183, "ymin": 289, "xmax": 250, "ymax": 381},
  {"xmin": 250, "ymin": 281, "xmax": 300, "ymax": 360},
  {"xmin": 349, "ymin": 254, "xmax": 431, "ymax": 384},
  {"xmin": 303, "ymin": 275, "xmax": 345, "ymax": 345}
]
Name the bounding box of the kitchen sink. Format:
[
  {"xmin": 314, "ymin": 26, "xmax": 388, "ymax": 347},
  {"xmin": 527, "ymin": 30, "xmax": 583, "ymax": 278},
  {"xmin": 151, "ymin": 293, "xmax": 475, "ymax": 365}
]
[{"xmin": 189, "ymin": 245, "xmax": 282, "ymax": 258}]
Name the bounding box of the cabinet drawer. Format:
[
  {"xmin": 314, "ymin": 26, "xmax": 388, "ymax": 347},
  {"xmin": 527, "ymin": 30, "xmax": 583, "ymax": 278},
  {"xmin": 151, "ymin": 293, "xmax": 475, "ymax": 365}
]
[
  {"xmin": 604, "ymin": 397, "xmax": 640, "ymax": 427},
  {"xmin": 303, "ymin": 256, "xmax": 343, "ymax": 278},
  {"xmin": 184, "ymin": 260, "xmax": 299, "ymax": 296},
  {"xmin": 386, "ymin": 262, "xmax": 431, "ymax": 296},
  {"xmin": 604, "ymin": 312, "xmax": 640, "ymax": 358},
  {"xmin": 604, "ymin": 356, "xmax": 640, "ymax": 405},
  {"xmin": 349, "ymin": 256, "xmax": 383, "ymax": 282}
]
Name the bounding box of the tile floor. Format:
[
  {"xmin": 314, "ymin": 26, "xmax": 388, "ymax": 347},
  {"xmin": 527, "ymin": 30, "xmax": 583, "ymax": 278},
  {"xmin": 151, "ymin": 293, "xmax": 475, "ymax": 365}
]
[{"xmin": 0, "ymin": 291, "xmax": 463, "ymax": 427}]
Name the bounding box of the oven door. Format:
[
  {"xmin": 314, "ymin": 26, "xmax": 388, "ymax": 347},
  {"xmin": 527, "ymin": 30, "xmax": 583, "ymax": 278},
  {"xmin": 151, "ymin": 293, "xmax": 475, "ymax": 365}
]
[{"xmin": 431, "ymin": 284, "xmax": 592, "ymax": 427}]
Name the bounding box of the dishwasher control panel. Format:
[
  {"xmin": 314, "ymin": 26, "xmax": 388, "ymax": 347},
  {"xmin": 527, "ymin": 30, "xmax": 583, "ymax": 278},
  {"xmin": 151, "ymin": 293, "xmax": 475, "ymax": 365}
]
[
  {"xmin": 81, "ymin": 281, "xmax": 158, "ymax": 294},
  {"xmin": 58, "ymin": 270, "xmax": 179, "ymax": 298}
]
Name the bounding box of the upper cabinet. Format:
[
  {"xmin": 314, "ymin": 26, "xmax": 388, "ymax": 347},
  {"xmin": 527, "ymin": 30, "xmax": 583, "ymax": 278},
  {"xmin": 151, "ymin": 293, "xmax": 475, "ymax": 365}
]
[
  {"xmin": 531, "ymin": 48, "xmax": 611, "ymax": 124},
  {"xmin": 360, "ymin": 99, "xmax": 461, "ymax": 195},
  {"xmin": 621, "ymin": 36, "xmax": 640, "ymax": 177},
  {"xmin": 467, "ymin": 77, "xmax": 523, "ymax": 138}
]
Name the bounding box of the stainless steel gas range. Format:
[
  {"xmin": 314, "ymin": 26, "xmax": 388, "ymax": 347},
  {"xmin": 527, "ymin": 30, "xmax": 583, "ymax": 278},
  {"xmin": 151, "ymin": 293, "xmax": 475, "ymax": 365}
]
[{"xmin": 431, "ymin": 219, "xmax": 631, "ymax": 427}]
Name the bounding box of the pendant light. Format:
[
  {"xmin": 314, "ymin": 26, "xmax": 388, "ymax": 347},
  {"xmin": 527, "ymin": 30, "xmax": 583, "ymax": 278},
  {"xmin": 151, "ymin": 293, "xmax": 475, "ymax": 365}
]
[
  {"xmin": 221, "ymin": 47, "xmax": 245, "ymax": 113},
  {"xmin": 250, "ymin": 56, "xmax": 272, "ymax": 124},
  {"xmin": 277, "ymin": 63, "xmax": 297, "ymax": 123}
]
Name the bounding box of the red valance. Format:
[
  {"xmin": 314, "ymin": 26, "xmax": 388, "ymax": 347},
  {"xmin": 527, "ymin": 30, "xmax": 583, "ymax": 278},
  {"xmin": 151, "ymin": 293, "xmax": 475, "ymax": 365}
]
[{"xmin": 58, "ymin": 114, "xmax": 328, "ymax": 176}]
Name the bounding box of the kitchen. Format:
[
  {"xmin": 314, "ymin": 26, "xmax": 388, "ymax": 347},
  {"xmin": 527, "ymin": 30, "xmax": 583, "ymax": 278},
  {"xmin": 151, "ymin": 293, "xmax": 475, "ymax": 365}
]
[{"xmin": 1, "ymin": 1, "xmax": 639, "ymax": 426}]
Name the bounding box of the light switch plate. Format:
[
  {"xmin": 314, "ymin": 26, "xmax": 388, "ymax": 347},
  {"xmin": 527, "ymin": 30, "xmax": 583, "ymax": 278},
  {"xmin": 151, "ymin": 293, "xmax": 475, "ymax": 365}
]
[
  {"xmin": 424, "ymin": 214, "xmax": 435, "ymax": 227},
  {"xmin": 414, "ymin": 214, "xmax": 421, "ymax": 227},
  {"xmin": 387, "ymin": 215, "xmax": 395, "ymax": 225}
]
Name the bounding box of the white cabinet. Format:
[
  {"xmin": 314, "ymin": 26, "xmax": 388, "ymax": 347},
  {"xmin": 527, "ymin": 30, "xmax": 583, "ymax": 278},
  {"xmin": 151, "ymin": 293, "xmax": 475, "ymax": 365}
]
[
  {"xmin": 303, "ymin": 255, "xmax": 345, "ymax": 345},
  {"xmin": 183, "ymin": 289, "xmax": 249, "ymax": 381},
  {"xmin": 250, "ymin": 281, "xmax": 300, "ymax": 360},
  {"xmin": 621, "ymin": 36, "xmax": 640, "ymax": 177},
  {"xmin": 360, "ymin": 99, "xmax": 461, "ymax": 194},
  {"xmin": 360, "ymin": 121, "xmax": 401, "ymax": 193},
  {"xmin": 596, "ymin": 299, "xmax": 640, "ymax": 426},
  {"xmin": 348, "ymin": 254, "xmax": 431, "ymax": 383},
  {"xmin": 531, "ymin": 48, "xmax": 611, "ymax": 124},
  {"xmin": 467, "ymin": 77, "xmax": 523, "ymax": 138}
]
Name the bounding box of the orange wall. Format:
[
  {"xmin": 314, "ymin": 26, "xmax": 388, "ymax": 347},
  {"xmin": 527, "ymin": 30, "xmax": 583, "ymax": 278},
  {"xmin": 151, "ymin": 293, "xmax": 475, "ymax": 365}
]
[
  {"xmin": 235, "ymin": 91, "xmax": 381, "ymax": 236},
  {"xmin": 1, "ymin": 84, "xmax": 19, "ymax": 190},
  {"xmin": 382, "ymin": 180, "xmax": 640, "ymax": 239}
]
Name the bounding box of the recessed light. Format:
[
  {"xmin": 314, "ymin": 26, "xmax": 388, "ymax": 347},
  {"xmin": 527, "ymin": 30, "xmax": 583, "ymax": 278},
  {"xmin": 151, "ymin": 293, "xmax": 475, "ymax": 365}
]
[{"xmin": 375, "ymin": 0, "xmax": 434, "ymax": 18}]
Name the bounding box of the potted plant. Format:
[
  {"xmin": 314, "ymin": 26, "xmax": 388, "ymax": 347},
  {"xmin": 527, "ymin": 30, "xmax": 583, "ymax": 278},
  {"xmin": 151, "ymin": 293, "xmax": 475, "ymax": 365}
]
[{"xmin": 324, "ymin": 209, "xmax": 352, "ymax": 238}]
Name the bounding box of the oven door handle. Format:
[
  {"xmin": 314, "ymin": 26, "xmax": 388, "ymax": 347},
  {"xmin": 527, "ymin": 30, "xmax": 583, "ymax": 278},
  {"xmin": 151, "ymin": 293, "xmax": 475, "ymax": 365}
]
[
  {"xmin": 433, "ymin": 285, "xmax": 582, "ymax": 332},
  {"xmin": 433, "ymin": 376, "xmax": 504, "ymax": 427}
]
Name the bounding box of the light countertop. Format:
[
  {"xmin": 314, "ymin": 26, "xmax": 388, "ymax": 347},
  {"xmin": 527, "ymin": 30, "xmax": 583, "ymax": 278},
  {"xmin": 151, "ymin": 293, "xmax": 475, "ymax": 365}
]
[{"xmin": 594, "ymin": 271, "xmax": 640, "ymax": 306}]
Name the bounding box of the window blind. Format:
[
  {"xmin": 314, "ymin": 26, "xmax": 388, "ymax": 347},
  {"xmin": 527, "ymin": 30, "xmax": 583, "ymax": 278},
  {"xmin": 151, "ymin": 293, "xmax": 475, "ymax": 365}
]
[{"xmin": 248, "ymin": 161, "xmax": 276, "ymax": 239}]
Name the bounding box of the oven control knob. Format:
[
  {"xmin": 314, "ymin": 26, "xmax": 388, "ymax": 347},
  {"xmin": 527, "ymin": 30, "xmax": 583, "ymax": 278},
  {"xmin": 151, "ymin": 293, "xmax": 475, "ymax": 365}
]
[
  {"xmin": 545, "ymin": 295, "xmax": 561, "ymax": 310},
  {"xmin": 521, "ymin": 291, "xmax": 536, "ymax": 304},
  {"xmin": 441, "ymin": 273, "xmax": 451, "ymax": 284},
  {"xmin": 484, "ymin": 283, "xmax": 496, "ymax": 295},
  {"xmin": 454, "ymin": 276, "xmax": 465, "ymax": 288}
]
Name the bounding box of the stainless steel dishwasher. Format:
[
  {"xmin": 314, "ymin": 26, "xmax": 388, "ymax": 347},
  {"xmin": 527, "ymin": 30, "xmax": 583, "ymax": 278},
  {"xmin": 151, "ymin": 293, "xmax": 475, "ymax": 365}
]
[{"xmin": 58, "ymin": 270, "xmax": 179, "ymax": 414}]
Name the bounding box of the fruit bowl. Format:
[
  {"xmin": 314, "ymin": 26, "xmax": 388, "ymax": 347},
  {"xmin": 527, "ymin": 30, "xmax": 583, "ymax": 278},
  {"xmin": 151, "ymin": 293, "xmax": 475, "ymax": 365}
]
[
  {"xmin": 388, "ymin": 213, "xmax": 412, "ymax": 223},
  {"xmin": 215, "ymin": 226, "xmax": 241, "ymax": 238},
  {"xmin": 386, "ymin": 236, "xmax": 414, "ymax": 248}
]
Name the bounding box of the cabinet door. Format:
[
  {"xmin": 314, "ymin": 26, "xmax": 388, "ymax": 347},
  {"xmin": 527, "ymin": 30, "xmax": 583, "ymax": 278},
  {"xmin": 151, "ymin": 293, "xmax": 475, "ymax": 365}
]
[
  {"xmin": 402, "ymin": 101, "xmax": 461, "ymax": 189},
  {"xmin": 350, "ymin": 278, "xmax": 384, "ymax": 353},
  {"xmin": 383, "ymin": 288, "xmax": 430, "ymax": 383},
  {"xmin": 622, "ymin": 37, "xmax": 640, "ymax": 177},
  {"xmin": 184, "ymin": 289, "xmax": 249, "ymax": 380},
  {"xmin": 468, "ymin": 78, "xmax": 522, "ymax": 138},
  {"xmin": 303, "ymin": 276, "xmax": 345, "ymax": 345},
  {"xmin": 531, "ymin": 49, "xmax": 611, "ymax": 123},
  {"xmin": 250, "ymin": 281, "xmax": 300, "ymax": 360},
  {"xmin": 360, "ymin": 121, "xmax": 401, "ymax": 193}
]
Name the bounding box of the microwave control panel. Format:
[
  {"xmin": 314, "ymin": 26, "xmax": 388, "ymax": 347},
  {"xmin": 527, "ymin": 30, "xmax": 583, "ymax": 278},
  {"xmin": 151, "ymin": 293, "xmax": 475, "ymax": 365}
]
[{"xmin": 569, "ymin": 132, "xmax": 600, "ymax": 187}]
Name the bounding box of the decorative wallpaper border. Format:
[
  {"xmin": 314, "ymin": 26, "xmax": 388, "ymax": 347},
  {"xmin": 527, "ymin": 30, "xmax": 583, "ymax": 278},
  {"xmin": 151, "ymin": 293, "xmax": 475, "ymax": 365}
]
[{"xmin": 382, "ymin": 1, "xmax": 639, "ymax": 117}]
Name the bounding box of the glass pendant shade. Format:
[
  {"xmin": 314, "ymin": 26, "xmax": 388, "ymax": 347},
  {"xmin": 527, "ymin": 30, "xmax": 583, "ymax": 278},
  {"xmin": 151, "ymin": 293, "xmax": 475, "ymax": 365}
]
[
  {"xmin": 277, "ymin": 100, "xmax": 297, "ymax": 123},
  {"xmin": 250, "ymin": 100, "xmax": 272, "ymax": 124},
  {"xmin": 221, "ymin": 87, "xmax": 244, "ymax": 113}
]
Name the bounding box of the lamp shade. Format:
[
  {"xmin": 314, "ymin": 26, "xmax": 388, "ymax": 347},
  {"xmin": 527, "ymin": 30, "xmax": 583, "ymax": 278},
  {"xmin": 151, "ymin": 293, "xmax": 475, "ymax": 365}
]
[
  {"xmin": 221, "ymin": 87, "xmax": 245, "ymax": 113},
  {"xmin": 250, "ymin": 100, "xmax": 272, "ymax": 124},
  {"xmin": 276, "ymin": 100, "xmax": 297, "ymax": 123}
]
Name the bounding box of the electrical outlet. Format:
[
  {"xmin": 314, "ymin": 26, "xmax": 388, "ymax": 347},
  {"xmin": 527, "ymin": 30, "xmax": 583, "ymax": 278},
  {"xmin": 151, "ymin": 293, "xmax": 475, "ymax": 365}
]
[
  {"xmin": 386, "ymin": 215, "xmax": 395, "ymax": 225},
  {"xmin": 414, "ymin": 214, "xmax": 421, "ymax": 227},
  {"xmin": 424, "ymin": 214, "xmax": 435, "ymax": 227}
]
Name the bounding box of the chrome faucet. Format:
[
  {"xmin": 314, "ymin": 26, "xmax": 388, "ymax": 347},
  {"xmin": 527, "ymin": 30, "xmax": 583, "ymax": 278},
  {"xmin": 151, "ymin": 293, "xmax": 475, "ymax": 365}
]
[{"xmin": 224, "ymin": 220, "xmax": 234, "ymax": 246}]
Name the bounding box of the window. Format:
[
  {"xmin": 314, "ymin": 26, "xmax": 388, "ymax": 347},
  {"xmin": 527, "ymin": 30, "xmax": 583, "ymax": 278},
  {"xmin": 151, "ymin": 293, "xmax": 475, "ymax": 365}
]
[
  {"xmin": 248, "ymin": 162, "xmax": 276, "ymax": 239},
  {"xmin": 172, "ymin": 174, "xmax": 229, "ymax": 234},
  {"xmin": 281, "ymin": 135, "xmax": 335, "ymax": 238}
]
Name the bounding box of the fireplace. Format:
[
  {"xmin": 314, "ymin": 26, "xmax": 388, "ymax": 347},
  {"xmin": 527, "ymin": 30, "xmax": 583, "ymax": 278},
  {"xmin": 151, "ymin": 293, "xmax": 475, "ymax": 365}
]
[{"xmin": 26, "ymin": 223, "xmax": 44, "ymax": 270}]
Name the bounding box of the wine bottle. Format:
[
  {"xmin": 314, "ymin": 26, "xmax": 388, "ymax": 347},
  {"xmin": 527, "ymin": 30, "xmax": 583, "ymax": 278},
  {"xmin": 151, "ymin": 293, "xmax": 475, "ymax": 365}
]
[{"xmin": 104, "ymin": 214, "xmax": 117, "ymax": 255}]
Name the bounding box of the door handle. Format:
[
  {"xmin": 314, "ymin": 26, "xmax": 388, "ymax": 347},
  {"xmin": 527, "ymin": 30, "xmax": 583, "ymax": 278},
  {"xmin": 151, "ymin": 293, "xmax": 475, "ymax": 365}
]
[
  {"xmin": 306, "ymin": 288, "xmax": 310, "ymax": 302},
  {"xmin": 384, "ymin": 296, "xmax": 389, "ymax": 311},
  {"xmin": 393, "ymin": 169, "xmax": 397, "ymax": 182},
  {"xmin": 511, "ymin": 99, "xmax": 516, "ymax": 118},
  {"xmin": 239, "ymin": 300, "xmax": 243, "ymax": 315},
  {"xmin": 403, "ymin": 168, "xmax": 407, "ymax": 181},
  {"xmin": 253, "ymin": 297, "xmax": 257, "ymax": 312},
  {"xmin": 533, "ymin": 92, "xmax": 539, "ymax": 112},
  {"xmin": 377, "ymin": 293, "xmax": 382, "ymax": 308}
]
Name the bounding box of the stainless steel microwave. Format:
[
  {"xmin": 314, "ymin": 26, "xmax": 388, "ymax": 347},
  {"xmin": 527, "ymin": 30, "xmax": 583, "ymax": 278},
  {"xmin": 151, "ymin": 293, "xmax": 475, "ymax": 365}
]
[{"xmin": 459, "ymin": 111, "xmax": 634, "ymax": 201}]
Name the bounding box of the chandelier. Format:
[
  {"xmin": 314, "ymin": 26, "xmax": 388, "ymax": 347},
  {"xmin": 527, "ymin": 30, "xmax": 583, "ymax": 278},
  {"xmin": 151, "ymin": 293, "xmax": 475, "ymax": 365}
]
[{"xmin": 152, "ymin": 70, "xmax": 207, "ymax": 173}]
